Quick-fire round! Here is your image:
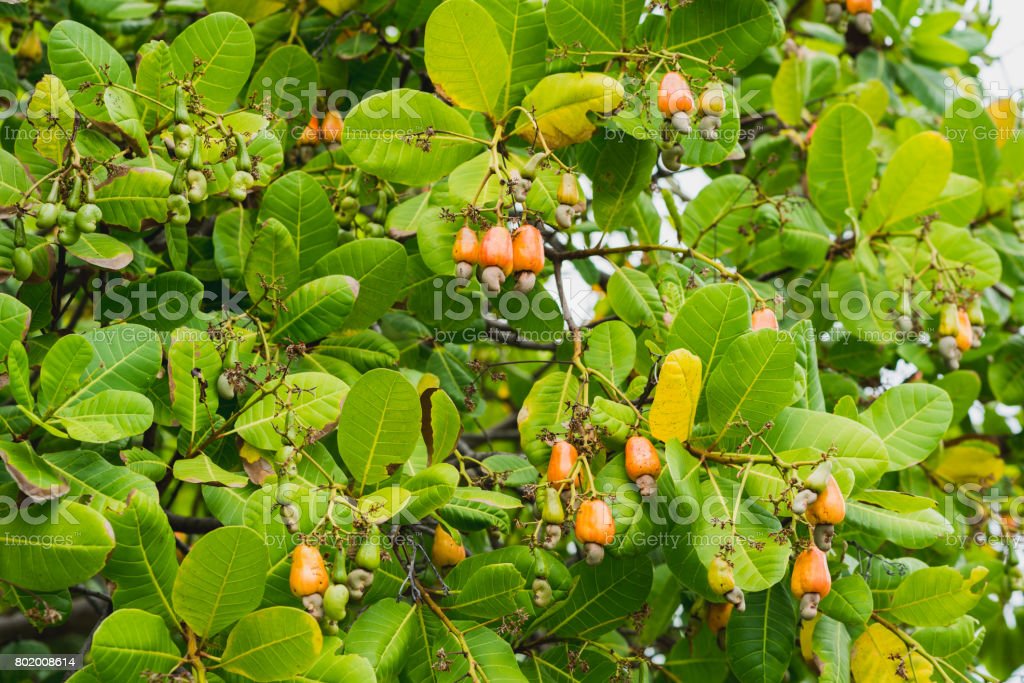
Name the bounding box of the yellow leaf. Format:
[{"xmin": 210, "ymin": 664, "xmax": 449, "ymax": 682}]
[
  {"xmin": 649, "ymin": 349, "xmax": 701, "ymax": 444},
  {"xmin": 850, "ymin": 624, "xmax": 934, "ymax": 683},
  {"xmin": 933, "ymin": 440, "xmax": 1005, "ymax": 486},
  {"xmin": 514, "ymin": 73, "xmax": 624, "ymax": 149},
  {"xmin": 799, "ymin": 615, "xmax": 818, "ymax": 663},
  {"xmin": 239, "ymin": 442, "xmax": 267, "ymax": 465},
  {"xmin": 987, "ymin": 98, "xmax": 1017, "ymax": 148}
]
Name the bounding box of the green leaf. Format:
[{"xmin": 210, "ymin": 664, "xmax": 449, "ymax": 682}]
[
  {"xmin": 989, "ymin": 337, "xmax": 1024, "ymax": 406},
  {"xmin": 679, "ymin": 175, "xmax": 757, "ymax": 259},
  {"xmin": 518, "ymin": 370, "xmax": 580, "ymax": 467},
  {"xmin": 694, "ymin": 478, "xmax": 792, "ymax": 592},
  {"xmin": 98, "ymin": 272, "xmax": 205, "ymax": 331},
  {"xmin": 103, "ymin": 492, "xmax": 178, "ymax": 625},
  {"xmin": 425, "ymin": 0, "xmax": 509, "ymax": 116},
  {"xmin": 914, "ymin": 616, "xmax": 985, "ymax": 674},
  {"xmin": 213, "ymin": 207, "xmax": 254, "ymax": 285},
  {"xmin": 174, "ymin": 454, "xmax": 249, "ymax": 488},
  {"xmin": 399, "ymin": 463, "xmax": 459, "ymax": 522},
  {"xmin": 316, "ymin": 330, "xmax": 400, "ymax": 372},
  {"xmin": 91, "ymin": 609, "xmax": 181, "ymax": 680},
  {"xmin": 811, "ymin": 615, "xmax": 851, "ymax": 683},
  {"xmin": 94, "ymin": 168, "xmax": 171, "ymax": 231},
  {"xmin": 772, "ymin": 55, "xmax": 810, "ymax": 127},
  {"xmin": 580, "ymin": 133, "xmax": 659, "ymax": 232},
  {"xmin": 337, "ymin": 369, "xmax": 422, "ymax": 495},
  {"xmin": 446, "ymin": 563, "xmax": 524, "ymax": 618},
  {"xmin": 819, "ymin": 574, "xmax": 873, "ymax": 626},
  {"xmin": 66, "ymin": 233, "xmax": 135, "ymax": 270},
  {"xmin": 39, "ymin": 334, "xmax": 94, "ymax": 412},
  {"xmin": 244, "ymin": 218, "xmax": 300, "ymax": 305},
  {"xmin": 311, "ymin": 238, "xmax": 408, "ymax": 330},
  {"xmin": 170, "ymin": 12, "xmax": 255, "ymax": 113},
  {"xmin": 246, "ymin": 45, "xmax": 319, "ymax": 118},
  {"xmin": 78, "ymin": 324, "xmax": 162, "ymax": 398},
  {"xmin": 752, "ymin": 408, "xmax": 889, "ymax": 490},
  {"xmin": 886, "ymin": 566, "xmax": 987, "ymax": 627},
  {"xmin": 345, "ymin": 600, "xmax": 417, "ymax": 682},
  {"xmin": 546, "ymin": 0, "xmax": 643, "ymax": 57},
  {"xmin": 652, "ymin": 0, "xmax": 783, "ymax": 70},
  {"xmin": 297, "ymin": 645, "xmax": 377, "ymax": 682},
  {"xmin": 172, "ymin": 526, "xmax": 270, "ymax": 637},
  {"xmin": 0, "ymin": 500, "xmax": 115, "ymax": 591},
  {"xmin": 27, "ymin": 75, "xmax": 75, "ymax": 162},
  {"xmin": 258, "ymin": 172, "xmax": 338, "ymax": 273},
  {"xmin": 421, "ymin": 388, "xmax": 462, "ymax": 462},
  {"xmin": 606, "ymin": 267, "xmax": 666, "ymax": 330},
  {"xmin": 706, "ymin": 330, "xmax": 795, "ymax": 438},
  {"xmin": 862, "ymin": 131, "xmax": 952, "ymax": 234},
  {"xmin": 535, "ymin": 555, "xmax": 653, "ymax": 637},
  {"xmin": 237, "ymin": 372, "xmax": 349, "ymax": 450},
  {"xmin": 343, "ymin": 89, "xmax": 482, "ymax": 185},
  {"xmin": 943, "ymin": 96, "xmax": 999, "ymax": 185},
  {"xmin": 220, "ymin": 607, "xmax": 324, "ymax": 682},
  {"xmin": 845, "ymin": 496, "xmax": 952, "ymax": 548},
  {"xmin": 666, "ymin": 283, "xmax": 749, "ymax": 381},
  {"xmin": 584, "ymin": 320, "xmax": 636, "ymax": 387},
  {"xmin": 55, "ymin": 389, "xmax": 154, "ymax": 442},
  {"xmin": 0, "ymin": 440, "xmax": 68, "ymax": 502},
  {"xmin": 272, "ymin": 275, "xmax": 357, "ymax": 342},
  {"xmin": 135, "ymin": 40, "xmax": 174, "ymax": 131},
  {"xmin": 47, "ymin": 21, "xmax": 133, "ymax": 121},
  {"xmin": 477, "ymin": 0, "xmax": 546, "ymax": 111},
  {"xmin": 168, "ymin": 332, "xmax": 221, "ymax": 435},
  {"xmin": 0, "ymin": 150, "xmax": 32, "ymax": 208},
  {"xmin": 46, "ymin": 449, "xmax": 158, "ymax": 510},
  {"xmin": 725, "ymin": 582, "xmax": 795, "ymax": 683},
  {"xmin": 514, "ymin": 72, "xmax": 625, "ymax": 149},
  {"xmin": 666, "ymin": 628, "xmax": 729, "ymax": 682},
  {"xmin": 859, "ymin": 384, "xmax": 952, "ymax": 471},
  {"xmin": 807, "ymin": 103, "xmax": 877, "ymax": 225}
]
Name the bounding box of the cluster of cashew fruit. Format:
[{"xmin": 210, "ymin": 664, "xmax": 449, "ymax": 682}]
[
  {"xmin": 936, "ymin": 300, "xmax": 983, "ymax": 369},
  {"xmin": 789, "ymin": 460, "xmax": 846, "ymax": 619},
  {"xmin": 299, "ymin": 110, "xmax": 344, "ymax": 146},
  {"xmin": 33, "ymin": 172, "xmax": 103, "ymax": 249},
  {"xmin": 290, "ymin": 536, "xmax": 380, "ymax": 635},
  {"xmin": 826, "ymin": 0, "xmax": 874, "ymax": 34},
  {"xmin": 541, "ymin": 440, "xmax": 617, "ymax": 566},
  {"xmin": 708, "ymin": 556, "xmax": 747, "ymax": 612},
  {"xmin": 452, "ymin": 223, "xmax": 544, "ymax": 294},
  {"xmin": 657, "ymin": 71, "xmax": 728, "ymax": 169}
]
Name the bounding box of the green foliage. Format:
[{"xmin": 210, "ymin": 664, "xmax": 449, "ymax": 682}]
[{"xmin": 0, "ymin": 1, "xmax": 1022, "ymax": 681}]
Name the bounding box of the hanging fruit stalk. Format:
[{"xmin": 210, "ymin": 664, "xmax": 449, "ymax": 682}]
[
  {"xmin": 479, "ymin": 226, "xmax": 513, "ymax": 294},
  {"xmin": 574, "ymin": 499, "xmax": 615, "ymax": 565},
  {"xmin": 451, "ymin": 226, "xmax": 480, "ymax": 284},
  {"xmin": 624, "ymin": 436, "xmax": 661, "ymax": 497},
  {"xmin": 805, "ymin": 475, "xmax": 845, "ymax": 551},
  {"xmin": 512, "ymin": 224, "xmax": 544, "ymax": 293},
  {"xmin": 791, "ymin": 546, "xmax": 831, "ymax": 620},
  {"xmin": 432, "ymin": 526, "xmax": 466, "ymax": 569}
]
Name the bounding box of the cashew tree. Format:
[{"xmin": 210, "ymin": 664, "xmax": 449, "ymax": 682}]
[{"xmin": 0, "ymin": 0, "xmax": 1022, "ymax": 682}]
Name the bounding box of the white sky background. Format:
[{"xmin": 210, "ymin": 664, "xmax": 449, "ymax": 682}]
[{"xmin": 983, "ymin": 0, "xmax": 1024, "ymax": 92}]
